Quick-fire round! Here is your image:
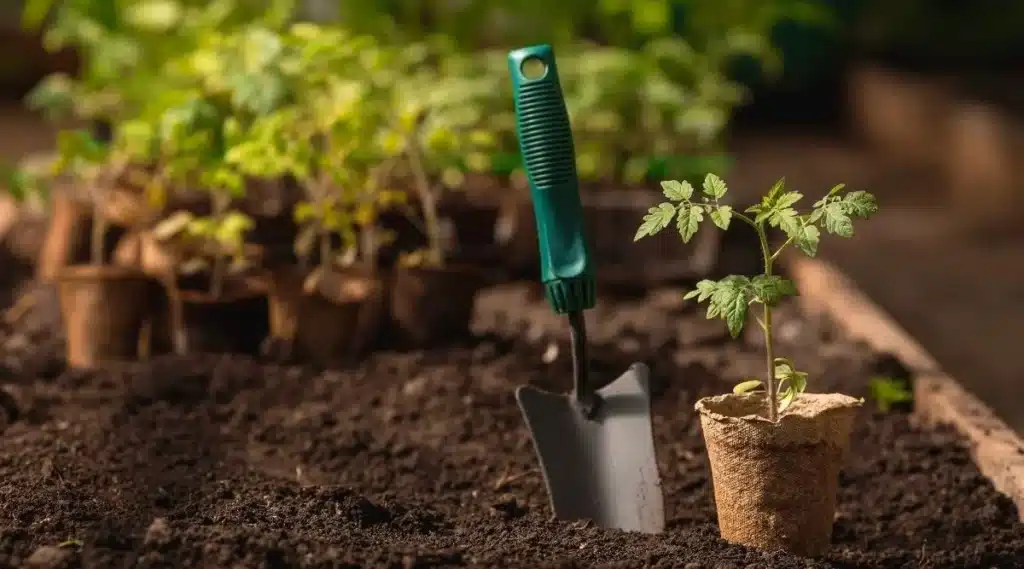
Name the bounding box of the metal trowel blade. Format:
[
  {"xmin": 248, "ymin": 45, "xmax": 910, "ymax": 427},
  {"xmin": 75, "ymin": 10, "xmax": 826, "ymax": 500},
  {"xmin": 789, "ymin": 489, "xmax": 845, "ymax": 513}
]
[{"xmin": 515, "ymin": 362, "xmax": 664, "ymax": 534}]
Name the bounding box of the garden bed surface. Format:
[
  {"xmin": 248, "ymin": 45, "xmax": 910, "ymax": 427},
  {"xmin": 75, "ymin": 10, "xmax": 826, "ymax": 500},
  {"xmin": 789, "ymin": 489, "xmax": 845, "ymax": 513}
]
[{"xmin": 0, "ymin": 284, "xmax": 1022, "ymax": 569}]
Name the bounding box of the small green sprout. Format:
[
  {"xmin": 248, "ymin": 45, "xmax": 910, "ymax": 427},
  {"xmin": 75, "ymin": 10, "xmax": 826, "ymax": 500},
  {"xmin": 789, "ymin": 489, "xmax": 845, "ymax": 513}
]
[
  {"xmin": 868, "ymin": 376, "xmax": 914, "ymax": 412},
  {"xmin": 636, "ymin": 173, "xmax": 878, "ymax": 421}
]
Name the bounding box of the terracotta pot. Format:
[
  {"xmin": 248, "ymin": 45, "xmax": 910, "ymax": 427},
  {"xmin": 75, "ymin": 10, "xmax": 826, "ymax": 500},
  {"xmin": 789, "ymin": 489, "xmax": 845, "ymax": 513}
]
[
  {"xmin": 166, "ymin": 275, "xmax": 270, "ymax": 355},
  {"xmin": 274, "ymin": 266, "xmax": 387, "ymax": 366},
  {"xmin": 56, "ymin": 264, "xmax": 159, "ymax": 368},
  {"xmin": 695, "ymin": 392, "xmax": 861, "ymax": 557},
  {"xmin": 389, "ymin": 264, "xmax": 486, "ymax": 347}
]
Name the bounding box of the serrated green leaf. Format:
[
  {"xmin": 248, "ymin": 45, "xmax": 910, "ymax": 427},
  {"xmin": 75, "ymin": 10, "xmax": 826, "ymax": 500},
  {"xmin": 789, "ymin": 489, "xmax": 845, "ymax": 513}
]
[
  {"xmin": 792, "ymin": 224, "xmax": 820, "ymax": 257},
  {"xmin": 821, "ymin": 201, "xmax": 854, "ymax": 237},
  {"xmin": 683, "ymin": 279, "xmax": 717, "ymax": 302},
  {"xmin": 775, "ymin": 191, "xmax": 803, "ymax": 209},
  {"xmin": 676, "ymin": 204, "xmax": 703, "ymax": 242},
  {"xmin": 772, "ymin": 208, "xmax": 801, "ymax": 234},
  {"xmin": 705, "ymin": 276, "xmax": 753, "ymax": 338},
  {"xmin": 842, "ymin": 190, "xmax": 879, "ymax": 217},
  {"xmin": 702, "ymin": 173, "xmax": 727, "ymax": 199},
  {"xmin": 733, "ymin": 380, "xmax": 763, "ymax": 394},
  {"xmin": 660, "ymin": 179, "xmax": 693, "ymax": 201},
  {"xmin": 710, "ymin": 205, "xmax": 732, "ymax": 229},
  {"xmin": 765, "ymin": 178, "xmax": 786, "ymax": 202},
  {"xmin": 752, "ymin": 275, "xmax": 797, "ymax": 306},
  {"xmin": 634, "ymin": 202, "xmax": 677, "ymax": 241}
]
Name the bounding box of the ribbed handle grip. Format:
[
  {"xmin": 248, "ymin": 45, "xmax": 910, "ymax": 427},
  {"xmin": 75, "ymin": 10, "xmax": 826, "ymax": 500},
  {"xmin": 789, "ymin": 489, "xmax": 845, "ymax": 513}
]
[{"xmin": 508, "ymin": 44, "xmax": 594, "ymax": 314}]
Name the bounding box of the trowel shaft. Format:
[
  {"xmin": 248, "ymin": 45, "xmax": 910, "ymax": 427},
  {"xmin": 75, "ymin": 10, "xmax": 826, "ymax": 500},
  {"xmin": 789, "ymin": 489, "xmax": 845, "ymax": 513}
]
[{"xmin": 567, "ymin": 310, "xmax": 596, "ymax": 415}]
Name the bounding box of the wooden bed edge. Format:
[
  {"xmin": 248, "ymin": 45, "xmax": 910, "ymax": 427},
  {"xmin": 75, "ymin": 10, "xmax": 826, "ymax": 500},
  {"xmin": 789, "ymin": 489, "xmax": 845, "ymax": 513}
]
[{"xmin": 786, "ymin": 255, "xmax": 1024, "ymax": 519}]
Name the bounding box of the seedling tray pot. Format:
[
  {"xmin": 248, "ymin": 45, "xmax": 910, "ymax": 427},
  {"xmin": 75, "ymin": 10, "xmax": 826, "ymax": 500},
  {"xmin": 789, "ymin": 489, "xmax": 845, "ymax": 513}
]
[
  {"xmin": 696, "ymin": 391, "xmax": 862, "ymax": 557},
  {"xmin": 170, "ymin": 276, "xmax": 270, "ymax": 355},
  {"xmin": 57, "ymin": 264, "xmax": 158, "ymax": 368},
  {"xmin": 289, "ymin": 267, "xmax": 387, "ymax": 366},
  {"xmin": 389, "ymin": 264, "xmax": 487, "ymax": 348}
]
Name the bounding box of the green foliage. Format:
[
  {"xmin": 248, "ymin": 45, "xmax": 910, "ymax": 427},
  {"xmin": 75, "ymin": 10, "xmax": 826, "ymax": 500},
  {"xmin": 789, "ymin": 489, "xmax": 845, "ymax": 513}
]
[
  {"xmin": 329, "ymin": 0, "xmax": 833, "ymax": 184},
  {"xmin": 24, "ymin": 1, "xmax": 831, "ymax": 189},
  {"xmin": 23, "ymin": 0, "xmax": 297, "ymax": 124},
  {"xmin": 637, "ymin": 173, "xmax": 878, "ymax": 420},
  {"xmin": 868, "ymin": 376, "xmax": 913, "ymax": 412},
  {"xmin": 0, "ymin": 161, "xmax": 50, "ymax": 205}
]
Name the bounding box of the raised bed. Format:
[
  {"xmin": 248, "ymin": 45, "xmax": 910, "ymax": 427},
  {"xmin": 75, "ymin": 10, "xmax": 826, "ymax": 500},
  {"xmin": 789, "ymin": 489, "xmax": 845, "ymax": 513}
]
[{"xmin": 0, "ymin": 256, "xmax": 1021, "ymax": 568}]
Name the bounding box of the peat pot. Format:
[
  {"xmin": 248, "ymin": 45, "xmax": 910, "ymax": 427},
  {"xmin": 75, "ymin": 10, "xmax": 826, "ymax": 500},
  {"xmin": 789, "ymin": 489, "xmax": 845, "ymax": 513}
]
[
  {"xmin": 57, "ymin": 264, "xmax": 158, "ymax": 368},
  {"xmin": 170, "ymin": 275, "xmax": 270, "ymax": 355},
  {"xmin": 390, "ymin": 263, "xmax": 486, "ymax": 347},
  {"xmin": 695, "ymin": 392, "xmax": 862, "ymax": 557},
  {"xmin": 268, "ymin": 266, "xmax": 386, "ymax": 366}
]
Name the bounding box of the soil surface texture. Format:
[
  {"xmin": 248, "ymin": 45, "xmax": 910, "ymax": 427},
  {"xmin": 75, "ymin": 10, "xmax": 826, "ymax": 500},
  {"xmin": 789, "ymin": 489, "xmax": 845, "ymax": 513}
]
[{"xmin": 0, "ymin": 283, "xmax": 1021, "ymax": 569}]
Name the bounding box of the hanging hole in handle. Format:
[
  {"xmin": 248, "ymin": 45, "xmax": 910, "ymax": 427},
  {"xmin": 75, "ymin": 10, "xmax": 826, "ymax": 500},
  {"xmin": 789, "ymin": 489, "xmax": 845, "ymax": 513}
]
[{"xmin": 520, "ymin": 57, "xmax": 548, "ymax": 81}]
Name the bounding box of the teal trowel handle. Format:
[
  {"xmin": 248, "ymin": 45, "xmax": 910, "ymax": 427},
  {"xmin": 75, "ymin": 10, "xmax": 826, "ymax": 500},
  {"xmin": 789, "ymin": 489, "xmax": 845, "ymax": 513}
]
[{"xmin": 508, "ymin": 45, "xmax": 595, "ymax": 315}]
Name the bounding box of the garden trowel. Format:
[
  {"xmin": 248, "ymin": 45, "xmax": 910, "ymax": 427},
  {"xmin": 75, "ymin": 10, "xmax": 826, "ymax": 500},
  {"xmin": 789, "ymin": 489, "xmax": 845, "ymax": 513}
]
[{"xmin": 507, "ymin": 44, "xmax": 665, "ymax": 534}]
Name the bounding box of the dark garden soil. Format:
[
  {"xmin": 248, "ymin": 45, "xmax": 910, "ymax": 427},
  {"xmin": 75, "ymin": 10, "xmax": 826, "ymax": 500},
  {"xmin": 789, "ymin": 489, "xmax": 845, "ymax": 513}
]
[{"xmin": 0, "ymin": 280, "xmax": 1020, "ymax": 569}]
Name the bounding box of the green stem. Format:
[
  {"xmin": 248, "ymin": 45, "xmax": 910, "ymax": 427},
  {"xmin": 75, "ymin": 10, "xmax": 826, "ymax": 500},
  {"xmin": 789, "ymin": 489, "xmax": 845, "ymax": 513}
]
[
  {"xmin": 770, "ymin": 235, "xmax": 794, "ymax": 262},
  {"xmin": 729, "ymin": 207, "xmax": 779, "ymax": 422},
  {"xmin": 407, "ymin": 139, "xmax": 443, "ymax": 267},
  {"xmin": 756, "ymin": 225, "xmax": 778, "ymax": 422}
]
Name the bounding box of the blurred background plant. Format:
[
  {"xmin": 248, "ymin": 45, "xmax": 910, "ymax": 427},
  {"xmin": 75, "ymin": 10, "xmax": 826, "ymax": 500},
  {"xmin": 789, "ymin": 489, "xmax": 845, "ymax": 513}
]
[{"xmin": 13, "ymin": 0, "xmax": 835, "ymax": 187}]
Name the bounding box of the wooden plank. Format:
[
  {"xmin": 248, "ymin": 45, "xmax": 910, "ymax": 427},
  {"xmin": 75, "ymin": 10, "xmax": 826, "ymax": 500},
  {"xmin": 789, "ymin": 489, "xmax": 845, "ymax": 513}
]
[{"xmin": 787, "ymin": 255, "xmax": 1024, "ymax": 519}]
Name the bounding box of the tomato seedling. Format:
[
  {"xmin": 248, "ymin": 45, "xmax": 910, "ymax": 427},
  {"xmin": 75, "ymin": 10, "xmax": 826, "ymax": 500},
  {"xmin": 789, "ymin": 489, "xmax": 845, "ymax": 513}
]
[{"xmin": 635, "ymin": 173, "xmax": 878, "ymax": 421}]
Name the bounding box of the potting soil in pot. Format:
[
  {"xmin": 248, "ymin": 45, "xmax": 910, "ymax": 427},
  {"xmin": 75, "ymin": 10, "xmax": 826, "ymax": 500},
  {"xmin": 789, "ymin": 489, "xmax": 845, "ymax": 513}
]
[{"xmin": 0, "ymin": 284, "xmax": 1021, "ymax": 569}]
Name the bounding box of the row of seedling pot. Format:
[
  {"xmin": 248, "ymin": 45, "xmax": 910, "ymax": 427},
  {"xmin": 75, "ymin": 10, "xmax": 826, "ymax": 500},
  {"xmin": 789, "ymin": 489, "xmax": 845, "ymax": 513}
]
[
  {"xmin": 28, "ymin": 24, "xmax": 497, "ymax": 369},
  {"xmin": 61, "ymin": 220, "xmax": 485, "ymax": 369}
]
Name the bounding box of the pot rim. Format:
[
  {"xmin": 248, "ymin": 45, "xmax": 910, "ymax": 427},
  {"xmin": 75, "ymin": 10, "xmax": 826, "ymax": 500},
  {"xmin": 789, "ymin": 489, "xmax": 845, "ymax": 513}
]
[
  {"xmin": 56, "ymin": 264, "xmax": 152, "ymax": 282},
  {"xmin": 695, "ymin": 392, "xmax": 864, "ymax": 426},
  {"xmin": 175, "ymin": 274, "xmax": 269, "ymax": 304},
  {"xmin": 393, "ymin": 261, "xmax": 497, "ymax": 286}
]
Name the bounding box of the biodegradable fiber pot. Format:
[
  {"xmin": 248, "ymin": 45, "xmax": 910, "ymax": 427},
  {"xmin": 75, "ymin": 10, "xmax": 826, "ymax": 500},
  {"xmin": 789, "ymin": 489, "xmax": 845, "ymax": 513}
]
[
  {"xmin": 390, "ymin": 264, "xmax": 485, "ymax": 347},
  {"xmin": 695, "ymin": 392, "xmax": 862, "ymax": 557},
  {"xmin": 57, "ymin": 265, "xmax": 158, "ymax": 368},
  {"xmin": 170, "ymin": 276, "xmax": 270, "ymax": 355},
  {"xmin": 270, "ymin": 266, "xmax": 386, "ymax": 365}
]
